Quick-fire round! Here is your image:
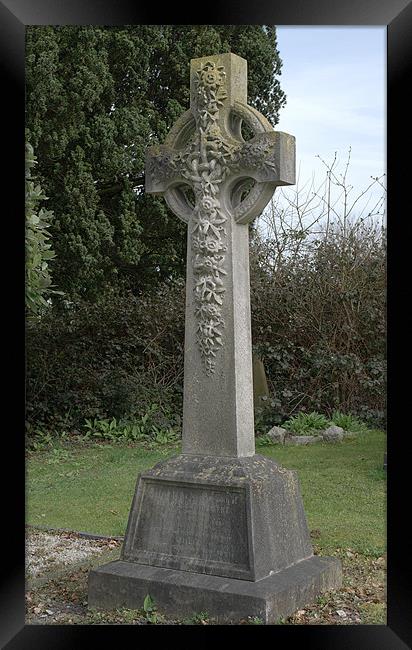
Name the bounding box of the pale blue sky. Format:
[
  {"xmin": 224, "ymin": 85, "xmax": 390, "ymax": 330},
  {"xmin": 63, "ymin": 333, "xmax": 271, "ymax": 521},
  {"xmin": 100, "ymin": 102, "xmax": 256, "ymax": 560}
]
[{"xmin": 274, "ymin": 26, "xmax": 386, "ymax": 221}]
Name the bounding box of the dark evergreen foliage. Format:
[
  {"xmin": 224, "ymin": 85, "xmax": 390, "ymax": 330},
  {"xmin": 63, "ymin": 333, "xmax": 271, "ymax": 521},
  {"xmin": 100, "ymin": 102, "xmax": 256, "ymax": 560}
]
[{"xmin": 25, "ymin": 25, "xmax": 286, "ymax": 299}]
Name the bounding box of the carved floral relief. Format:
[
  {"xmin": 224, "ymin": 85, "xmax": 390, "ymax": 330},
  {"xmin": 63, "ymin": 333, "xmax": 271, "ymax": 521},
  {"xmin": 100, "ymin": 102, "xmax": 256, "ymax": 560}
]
[{"xmin": 188, "ymin": 61, "xmax": 231, "ymax": 374}]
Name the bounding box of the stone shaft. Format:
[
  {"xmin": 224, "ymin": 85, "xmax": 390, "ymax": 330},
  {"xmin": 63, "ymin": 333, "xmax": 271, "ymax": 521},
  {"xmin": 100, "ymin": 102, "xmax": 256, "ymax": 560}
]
[{"xmin": 182, "ymin": 209, "xmax": 254, "ymax": 456}]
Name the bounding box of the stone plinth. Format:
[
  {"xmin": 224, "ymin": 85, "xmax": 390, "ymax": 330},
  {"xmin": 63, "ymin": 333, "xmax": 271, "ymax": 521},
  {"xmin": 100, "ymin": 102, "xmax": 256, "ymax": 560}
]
[
  {"xmin": 122, "ymin": 454, "xmax": 313, "ymax": 580},
  {"xmin": 88, "ymin": 454, "xmax": 342, "ymax": 621},
  {"xmin": 88, "ymin": 556, "xmax": 341, "ymax": 624}
]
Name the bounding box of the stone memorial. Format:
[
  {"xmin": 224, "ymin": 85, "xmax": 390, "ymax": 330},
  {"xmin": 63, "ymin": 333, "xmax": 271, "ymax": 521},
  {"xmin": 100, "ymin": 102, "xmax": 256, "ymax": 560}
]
[
  {"xmin": 253, "ymin": 354, "xmax": 270, "ymax": 408},
  {"xmin": 88, "ymin": 53, "xmax": 342, "ymax": 624}
]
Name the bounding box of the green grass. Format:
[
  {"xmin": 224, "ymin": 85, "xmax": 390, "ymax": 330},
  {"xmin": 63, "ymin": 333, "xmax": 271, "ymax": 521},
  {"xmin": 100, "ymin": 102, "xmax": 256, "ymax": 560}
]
[
  {"xmin": 26, "ymin": 430, "xmax": 386, "ymax": 555},
  {"xmin": 258, "ymin": 430, "xmax": 386, "ymax": 556},
  {"xmin": 26, "ymin": 444, "xmax": 178, "ymax": 536}
]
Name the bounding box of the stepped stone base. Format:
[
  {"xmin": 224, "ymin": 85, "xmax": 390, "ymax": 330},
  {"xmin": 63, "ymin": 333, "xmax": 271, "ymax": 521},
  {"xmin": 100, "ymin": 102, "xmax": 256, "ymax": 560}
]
[
  {"xmin": 88, "ymin": 556, "xmax": 341, "ymax": 624},
  {"xmin": 88, "ymin": 453, "xmax": 342, "ymax": 622}
]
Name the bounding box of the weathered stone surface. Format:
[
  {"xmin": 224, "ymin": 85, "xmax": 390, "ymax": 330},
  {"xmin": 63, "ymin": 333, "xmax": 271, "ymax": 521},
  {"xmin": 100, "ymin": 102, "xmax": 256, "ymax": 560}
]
[
  {"xmin": 89, "ymin": 555, "xmax": 342, "ymax": 624},
  {"xmin": 266, "ymin": 425, "xmax": 287, "ymax": 444},
  {"xmin": 322, "ymin": 425, "xmax": 345, "ymax": 442},
  {"xmin": 119, "ymin": 454, "xmax": 313, "ymax": 581},
  {"xmin": 285, "ymin": 435, "xmax": 323, "ymax": 445}
]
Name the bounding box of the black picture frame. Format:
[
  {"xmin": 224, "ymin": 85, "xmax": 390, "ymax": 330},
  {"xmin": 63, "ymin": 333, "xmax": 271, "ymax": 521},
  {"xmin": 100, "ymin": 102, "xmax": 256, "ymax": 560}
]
[{"xmin": 1, "ymin": 1, "xmax": 410, "ymax": 647}]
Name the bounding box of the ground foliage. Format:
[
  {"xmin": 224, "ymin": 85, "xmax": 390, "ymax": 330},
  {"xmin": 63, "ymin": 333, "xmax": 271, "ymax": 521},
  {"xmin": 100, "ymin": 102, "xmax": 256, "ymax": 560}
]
[{"xmin": 26, "ymin": 431, "xmax": 385, "ymax": 554}]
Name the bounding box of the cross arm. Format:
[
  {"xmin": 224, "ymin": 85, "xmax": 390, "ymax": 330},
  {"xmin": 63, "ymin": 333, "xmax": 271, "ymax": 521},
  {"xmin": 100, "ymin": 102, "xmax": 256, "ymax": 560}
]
[
  {"xmin": 146, "ymin": 109, "xmax": 197, "ymax": 197},
  {"xmin": 228, "ymin": 131, "xmax": 295, "ymax": 225},
  {"xmin": 145, "ymin": 144, "xmax": 183, "ymax": 195},
  {"xmin": 232, "ymin": 131, "xmax": 295, "ymax": 186}
]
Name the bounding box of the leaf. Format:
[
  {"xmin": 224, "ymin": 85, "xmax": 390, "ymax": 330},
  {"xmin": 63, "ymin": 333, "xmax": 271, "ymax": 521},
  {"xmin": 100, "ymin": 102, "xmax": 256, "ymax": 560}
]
[
  {"xmin": 143, "ymin": 594, "xmax": 154, "ymax": 612},
  {"xmin": 213, "ymin": 293, "xmax": 223, "ymax": 305}
]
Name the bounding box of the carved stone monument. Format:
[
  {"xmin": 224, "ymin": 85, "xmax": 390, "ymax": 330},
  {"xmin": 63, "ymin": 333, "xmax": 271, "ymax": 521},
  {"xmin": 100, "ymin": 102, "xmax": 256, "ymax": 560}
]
[{"xmin": 88, "ymin": 53, "xmax": 342, "ymax": 623}]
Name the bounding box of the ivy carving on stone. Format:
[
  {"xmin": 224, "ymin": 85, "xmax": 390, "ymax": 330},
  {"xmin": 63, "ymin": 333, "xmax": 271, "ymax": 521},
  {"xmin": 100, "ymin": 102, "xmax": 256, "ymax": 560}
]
[{"xmin": 182, "ymin": 60, "xmax": 235, "ymax": 375}]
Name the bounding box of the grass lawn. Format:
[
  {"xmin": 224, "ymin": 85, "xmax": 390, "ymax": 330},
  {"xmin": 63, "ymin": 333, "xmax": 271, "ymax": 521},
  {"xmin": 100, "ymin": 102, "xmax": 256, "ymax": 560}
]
[{"xmin": 26, "ymin": 430, "xmax": 386, "ymax": 557}]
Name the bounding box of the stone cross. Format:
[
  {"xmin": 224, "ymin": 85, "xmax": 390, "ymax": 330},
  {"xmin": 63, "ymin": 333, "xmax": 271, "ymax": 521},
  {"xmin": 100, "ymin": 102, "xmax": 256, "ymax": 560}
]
[
  {"xmin": 89, "ymin": 54, "xmax": 342, "ymax": 621},
  {"xmin": 146, "ymin": 53, "xmax": 295, "ymax": 457}
]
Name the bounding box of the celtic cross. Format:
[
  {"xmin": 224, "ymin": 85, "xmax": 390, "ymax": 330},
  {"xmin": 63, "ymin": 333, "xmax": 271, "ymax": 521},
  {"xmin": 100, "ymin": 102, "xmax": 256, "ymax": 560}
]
[{"xmin": 146, "ymin": 53, "xmax": 295, "ymax": 457}]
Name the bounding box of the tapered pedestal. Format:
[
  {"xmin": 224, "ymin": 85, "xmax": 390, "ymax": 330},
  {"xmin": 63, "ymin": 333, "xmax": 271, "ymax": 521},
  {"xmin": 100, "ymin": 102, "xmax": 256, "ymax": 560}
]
[{"xmin": 88, "ymin": 454, "xmax": 342, "ymax": 623}]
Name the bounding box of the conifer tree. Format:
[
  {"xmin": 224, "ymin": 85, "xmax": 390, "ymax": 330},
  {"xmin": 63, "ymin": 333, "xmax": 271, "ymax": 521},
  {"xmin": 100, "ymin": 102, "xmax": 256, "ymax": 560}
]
[{"xmin": 25, "ymin": 25, "xmax": 286, "ymax": 299}]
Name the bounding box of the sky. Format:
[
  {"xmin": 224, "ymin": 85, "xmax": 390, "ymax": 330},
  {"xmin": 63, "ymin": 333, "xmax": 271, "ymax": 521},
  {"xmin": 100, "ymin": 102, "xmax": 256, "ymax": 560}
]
[{"xmin": 272, "ymin": 26, "xmax": 386, "ymax": 224}]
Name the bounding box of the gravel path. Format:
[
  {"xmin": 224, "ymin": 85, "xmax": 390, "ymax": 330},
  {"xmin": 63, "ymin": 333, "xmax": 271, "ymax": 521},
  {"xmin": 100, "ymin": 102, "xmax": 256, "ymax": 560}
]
[{"xmin": 26, "ymin": 527, "xmax": 122, "ymax": 580}]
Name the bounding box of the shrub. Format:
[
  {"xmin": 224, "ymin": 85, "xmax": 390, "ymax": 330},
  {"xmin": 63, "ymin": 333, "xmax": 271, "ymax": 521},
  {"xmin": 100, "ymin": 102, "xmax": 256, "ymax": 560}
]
[
  {"xmin": 282, "ymin": 411, "xmax": 330, "ymax": 436},
  {"xmin": 250, "ymin": 151, "xmax": 386, "ymax": 429},
  {"xmin": 330, "ymin": 411, "xmax": 368, "ymax": 433},
  {"xmin": 250, "ymin": 222, "xmax": 385, "ymax": 427},
  {"xmin": 25, "ymin": 283, "xmax": 185, "ymax": 437},
  {"xmin": 25, "ymin": 143, "xmax": 62, "ymax": 317}
]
